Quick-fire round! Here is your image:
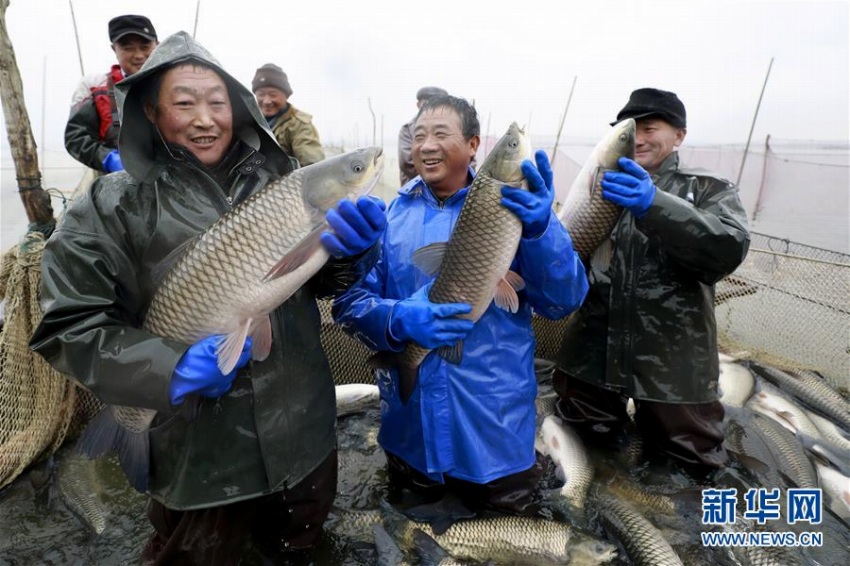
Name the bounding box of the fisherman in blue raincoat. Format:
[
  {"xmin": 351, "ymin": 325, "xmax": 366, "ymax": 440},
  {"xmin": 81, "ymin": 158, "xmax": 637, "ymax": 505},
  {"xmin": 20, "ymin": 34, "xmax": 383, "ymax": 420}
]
[{"xmin": 333, "ymin": 96, "xmax": 588, "ymax": 515}]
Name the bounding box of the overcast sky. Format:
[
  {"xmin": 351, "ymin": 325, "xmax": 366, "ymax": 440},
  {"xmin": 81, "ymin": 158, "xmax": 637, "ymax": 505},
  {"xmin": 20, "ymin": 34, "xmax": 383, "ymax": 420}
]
[{"xmin": 1, "ymin": 0, "xmax": 848, "ymax": 161}]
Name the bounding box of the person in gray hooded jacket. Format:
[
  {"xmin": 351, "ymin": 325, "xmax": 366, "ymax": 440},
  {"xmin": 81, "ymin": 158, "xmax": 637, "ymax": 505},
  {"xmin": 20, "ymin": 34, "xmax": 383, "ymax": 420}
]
[{"xmin": 31, "ymin": 31, "xmax": 386, "ymax": 564}]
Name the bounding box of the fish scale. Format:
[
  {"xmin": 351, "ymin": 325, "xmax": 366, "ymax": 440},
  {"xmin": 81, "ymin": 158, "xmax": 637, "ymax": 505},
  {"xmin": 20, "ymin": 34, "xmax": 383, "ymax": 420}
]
[
  {"xmin": 594, "ymin": 490, "xmax": 684, "ymax": 566},
  {"xmin": 76, "ymin": 148, "xmax": 384, "ymax": 492}
]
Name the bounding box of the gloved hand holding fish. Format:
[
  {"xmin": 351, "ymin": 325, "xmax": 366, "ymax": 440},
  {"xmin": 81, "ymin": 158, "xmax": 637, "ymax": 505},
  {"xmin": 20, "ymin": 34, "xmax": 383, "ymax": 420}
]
[
  {"xmin": 601, "ymin": 157, "xmax": 657, "ymax": 218},
  {"xmin": 77, "ymin": 148, "xmax": 385, "ymax": 492},
  {"xmin": 168, "ymin": 335, "xmax": 253, "ymax": 405},
  {"xmin": 389, "ymin": 282, "xmax": 474, "ymax": 350},
  {"xmin": 500, "ymin": 149, "xmax": 557, "ymax": 239},
  {"xmin": 321, "ymin": 196, "xmax": 388, "ymax": 258}
]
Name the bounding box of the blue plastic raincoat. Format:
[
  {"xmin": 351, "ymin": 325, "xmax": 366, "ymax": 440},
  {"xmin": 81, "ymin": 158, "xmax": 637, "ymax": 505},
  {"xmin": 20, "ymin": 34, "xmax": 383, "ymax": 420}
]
[{"xmin": 333, "ymin": 174, "xmax": 588, "ymax": 483}]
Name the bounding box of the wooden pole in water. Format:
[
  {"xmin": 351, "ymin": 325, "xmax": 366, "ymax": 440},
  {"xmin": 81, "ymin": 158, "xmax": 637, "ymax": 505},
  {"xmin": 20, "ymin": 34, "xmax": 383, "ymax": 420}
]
[
  {"xmin": 736, "ymin": 57, "xmax": 774, "ymax": 187},
  {"xmin": 0, "ymin": 0, "xmax": 55, "ymax": 228},
  {"xmin": 550, "ymin": 75, "xmax": 577, "ymax": 164}
]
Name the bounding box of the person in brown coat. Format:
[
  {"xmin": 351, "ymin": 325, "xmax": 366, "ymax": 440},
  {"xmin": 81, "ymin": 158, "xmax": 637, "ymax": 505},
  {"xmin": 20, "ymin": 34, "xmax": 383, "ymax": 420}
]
[{"xmin": 252, "ymin": 63, "xmax": 325, "ymax": 166}]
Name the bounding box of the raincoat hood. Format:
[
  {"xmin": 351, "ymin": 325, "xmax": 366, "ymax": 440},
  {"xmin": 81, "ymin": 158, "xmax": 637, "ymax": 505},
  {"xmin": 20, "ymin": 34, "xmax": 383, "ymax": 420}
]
[{"xmin": 115, "ymin": 31, "xmax": 292, "ymax": 182}]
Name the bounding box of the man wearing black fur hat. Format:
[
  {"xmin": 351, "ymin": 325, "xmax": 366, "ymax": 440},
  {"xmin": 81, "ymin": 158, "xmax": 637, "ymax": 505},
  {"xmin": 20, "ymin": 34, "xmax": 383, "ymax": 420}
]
[
  {"xmin": 553, "ymin": 88, "xmax": 750, "ymax": 473},
  {"xmin": 65, "ymin": 15, "xmax": 158, "ymax": 173},
  {"xmin": 252, "ymin": 63, "xmax": 325, "ymax": 166}
]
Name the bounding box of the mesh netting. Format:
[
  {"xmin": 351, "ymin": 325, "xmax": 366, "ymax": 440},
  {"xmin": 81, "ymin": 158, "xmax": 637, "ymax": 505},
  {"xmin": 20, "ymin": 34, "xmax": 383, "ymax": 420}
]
[
  {"xmin": 0, "ymin": 233, "xmax": 101, "ymax": 489},
  {"xmin": 715, "ymin": 232, "xmax": 849, "ymax": 391}
]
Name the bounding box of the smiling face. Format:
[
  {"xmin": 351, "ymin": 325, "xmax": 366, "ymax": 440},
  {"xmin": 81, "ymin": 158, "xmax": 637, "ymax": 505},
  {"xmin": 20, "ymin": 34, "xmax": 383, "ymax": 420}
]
[
  {"xmin": 111, "ymin": 35, "xmax": 157, "ymax": 76},
  {"xmin": 634, "ymin": 118, "xmax": 686, "ymax": 173},
  {"xmin": 254, "ymin": 86, "xmax": 288, "ymax": 118},
  {"xmin": 144, "ymin": 64, "xmax": 233, "ymax": 167},
  {"xmin": 412, "ymin": 106, "xmax": 479, "ymax": 198}
]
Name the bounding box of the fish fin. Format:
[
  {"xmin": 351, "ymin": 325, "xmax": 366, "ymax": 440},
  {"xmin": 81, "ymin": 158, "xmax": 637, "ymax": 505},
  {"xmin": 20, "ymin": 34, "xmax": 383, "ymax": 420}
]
[
  {"xmin": 437, "ymin": 341, "xmax": 463, "ymax": 365},
  {"xmin": 76, "ymin": 407, "xmax": 121, "ymax": 460},
  {"xmin": 262, "ymin": 225, "xmax": 325, "ymax": 282},
  {"xmin": 250, "ymin": 315, "xmax": 273, "ymax": 362},
  {"xmin": 218, "ymin": 320, "xmax": 252, "ymax": 374},
  {"xmin": 412, "ymin": 242, "xmax": 448, "ymax": 277},
  {"xmin": 504, "ymin": 269, "xmax": 526, "ymax": 291},
  {"xmin": 590, "ymin": 166, "xmax": 602, "ymax": 195},
  {"xmin": 372, "ymin": 524, "xmax": 407, "ymax": 566},
  {"xmin": 77, "ymin": 407, "xmax": 149, "ymax": 492},
  {"xmin": 404, "ymin": 493, "xmax": 475, "ymax": 535},
  {"xmin": 150, "ymin": 235, "xmax": 198, "ymax": 286},
  {"xmin": 494, "ymin": 276, "xmax": 521, "ymax": 313},
  {"xmin": 412, "ymin": 528, "xmax": 451, "ymax": 566}
]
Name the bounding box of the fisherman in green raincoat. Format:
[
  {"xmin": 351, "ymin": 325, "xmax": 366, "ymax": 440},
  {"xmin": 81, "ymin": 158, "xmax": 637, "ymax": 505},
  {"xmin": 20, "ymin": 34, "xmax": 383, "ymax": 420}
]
[
  {"xmin": 31, "ymin": 31, "xmax": 385, "ymax": 564},
  {"xmin": 554, "ymin": 88, "xmax": 750, "ymax": 470}
]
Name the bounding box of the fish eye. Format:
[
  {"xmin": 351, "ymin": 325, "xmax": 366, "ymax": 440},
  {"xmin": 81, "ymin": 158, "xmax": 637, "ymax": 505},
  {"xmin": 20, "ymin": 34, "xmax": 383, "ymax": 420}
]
[
  {"xmin": 620, "ymin": 134, "xmax": 628, "ymax": 142},
  {"xmin": 351, "ymin": 161, "xmax": 365, "ymax": 173},
  {"xmin": 509, "ymin": 140, "xmax": 518, "ymax": 148}
]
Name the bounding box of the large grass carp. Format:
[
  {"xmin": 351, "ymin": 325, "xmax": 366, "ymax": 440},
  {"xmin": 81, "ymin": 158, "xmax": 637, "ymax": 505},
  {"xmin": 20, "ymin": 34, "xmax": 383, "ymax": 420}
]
[
  {"xmin": 556, "ymin": 118, "xmax": 635, "ymax": 261},
  {"xmin": 381, "ymin": 500, "xmax": 617, "ymax": 565},
  {"xmin": 591, "ymin": 488, "xmax": 684, "ymax": 566},
  {"xmin": 749, "ymin": 362, "xmax": 850, "ymax": 431},
  {"xmin": 388, "ymin": 123, "xmax": 532, "ymax": 404},
  {"xmin": 539, "ymin": 415, "xmax": 593, "ymax": 511},
  {"xmin": 78, "ymin": 148, "xmax": 384, "ymax": 492}
]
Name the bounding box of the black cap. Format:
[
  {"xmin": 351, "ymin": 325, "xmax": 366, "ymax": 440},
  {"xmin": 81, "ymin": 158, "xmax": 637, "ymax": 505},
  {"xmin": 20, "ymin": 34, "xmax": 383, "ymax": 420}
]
[
  {"xmin": 416, "ymin": 86, "xmax": 448, "ymax": 101},
  {"xmin": 108, "ymin": 15, "xmax": 158, "ymax": 43},
  {"xmin": 612, "ymin": 88, "xmax": 686, "ymax": 128}
]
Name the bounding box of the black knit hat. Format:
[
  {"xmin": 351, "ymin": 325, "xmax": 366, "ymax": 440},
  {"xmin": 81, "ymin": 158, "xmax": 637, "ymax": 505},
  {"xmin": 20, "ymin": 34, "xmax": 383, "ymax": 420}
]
[
  {"xmin": 416, "ymin": 86, "xmax": 448, "ymax": 101},
  {"xmin": 108, "ymin": 15, "xmax": 157, "ymax": 43},
  {"xmin": 252, "ymin": 63, "xmax": 293, "ymax": 96},
  {"xmin": 612, "ymin": 88, "xmax": 687, "ymax": 128}
]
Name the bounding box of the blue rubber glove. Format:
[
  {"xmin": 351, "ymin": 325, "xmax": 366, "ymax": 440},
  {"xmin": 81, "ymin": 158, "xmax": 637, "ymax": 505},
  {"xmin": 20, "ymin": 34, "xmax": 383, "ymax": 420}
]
[
  {"xmin": 500, "ymin": 149, "xmax": 555, "ymax": 239},
  {"xmin": 169, "ymin": 335, "xmax": 253, "ymax": 406},
  {"xmin": 389, "ymin": 284, "xmax": 474, "ymax": 349},
  {"xmin": 102, "ymin": 149, "xmax": 124, "ymax": 173},
  {"xmin": 601, "ymin": 157, "xmax": 656, "ymax": 218},
  {"xmin": 321, "ymin": 196, "xmax": 388, "ymax": 258}
]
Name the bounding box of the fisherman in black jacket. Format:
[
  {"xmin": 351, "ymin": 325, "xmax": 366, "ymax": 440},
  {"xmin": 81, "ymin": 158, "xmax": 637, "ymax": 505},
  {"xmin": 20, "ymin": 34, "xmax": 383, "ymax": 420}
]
[{"xmin": 554, "ymin": 88, "xmax": 750, "ymax": 472}]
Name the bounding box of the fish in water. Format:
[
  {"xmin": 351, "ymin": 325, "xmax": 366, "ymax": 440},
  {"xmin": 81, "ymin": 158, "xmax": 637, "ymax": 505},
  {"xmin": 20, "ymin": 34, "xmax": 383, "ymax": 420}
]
[
  {"xmin": 556, "ymin": 118, "xmax": 635, "ymax": 262},
  {"xmin": 335, "ymin": 383, "xmax": 380, "ymax": 417},
  {"xmin": 77, "ymin": 148, "xmax": 385, "ymax": 492},
  {"xmin": 380, "ymin": 499, "xmax": 616, "ymax": 566},
  {"xmin": 382, "ymin": 123, "xmax": 532, "ymax": 404},
  {"xmin": 591, "ymin": 487, "xmax": 684, "ymax": 566},
  {"xmin": 718, "ymin": 361, "xmax": 756, "ymax": 408},
  {"xmin": 748, "ymin": 362, "xmax": 850, "ymax": 431},
  {"xmin": 539, "ymin": 415, "xmax": 593, "ymax": 511},
  {"xmin": 56, "ymin": 451, "xmax": 110, "ymax": 535}
]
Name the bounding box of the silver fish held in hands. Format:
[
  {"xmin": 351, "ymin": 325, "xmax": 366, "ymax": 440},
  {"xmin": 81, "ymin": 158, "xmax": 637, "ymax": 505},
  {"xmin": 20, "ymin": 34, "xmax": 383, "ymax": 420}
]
[
  {"xmin": 76, "ymin": 148, "xmax": 385, "ymax": 492},
  {"xmin": 556, "ymin": 118, "xmax": 635, "ymax": 262},
  {"xmin": 377, "ymin": 122, "xmax": 532, "ymax": 404}
]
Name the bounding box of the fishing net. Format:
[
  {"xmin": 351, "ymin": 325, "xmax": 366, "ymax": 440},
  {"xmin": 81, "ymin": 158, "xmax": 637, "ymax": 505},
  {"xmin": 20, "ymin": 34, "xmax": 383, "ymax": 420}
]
[
  {"xmin": 715, "ymin": 232, "xmax": 849, "ymax": 391},
  {"xmin": 0, "ymin": 233, "xmax": 99, "ymax": 489}
]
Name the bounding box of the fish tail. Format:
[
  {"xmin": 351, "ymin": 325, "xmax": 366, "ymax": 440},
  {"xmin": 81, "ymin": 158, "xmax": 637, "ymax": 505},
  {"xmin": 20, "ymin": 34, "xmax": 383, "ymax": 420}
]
[
  {"xmin": 367, "ymin": 352, "xmax": 420, "ymax": 405},
  {"xmin": 412, "ymin": 528, "xmax": 450, "ymax": 566},
  {"xmin": 76, "ymin": 407, "xmax": 150, "ymax": 493}
]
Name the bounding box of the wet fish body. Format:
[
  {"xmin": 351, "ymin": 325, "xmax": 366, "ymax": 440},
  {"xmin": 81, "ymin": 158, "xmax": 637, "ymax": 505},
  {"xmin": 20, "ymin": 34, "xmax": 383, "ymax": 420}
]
[
  {"xmin": 336, "ymin": 384, "xmax": 380, "ymax": 417},
  {"xmin": 592, "ymin": 489, "xmax": 684, "ymax": 566},
  {"xmin": 749, "ymin": 362, "xmax": 850, "ymax": 431},
  {"xmin": 392, "ymin": 123, "xmax": 532, "ymax": 403},
  {"xmin": 78, "ymin": 149, "xmax": 385, "ymax": 491},
  {"xmin": 381, "ymin": 500, "xmax": 616, "ymax": 565},
  {"xmin": 540, "ymin": 415, "xmax": 593, "ymax": 510},
  {"xmin": 815, "ymin": 461, "xmax": 850, "ymax": 520},
  {"xmin": 556, "ymin": 118, "xmax": 635, "ymax": 261},
  {"xmin": 719, "ymin": 361, "xmax": 756, "ymax": 408},
  {"xmin": 56, "ymin": 452, "xmax": 109, "ymax": 535}
]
